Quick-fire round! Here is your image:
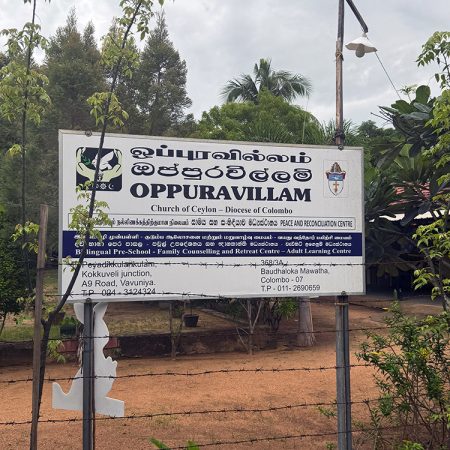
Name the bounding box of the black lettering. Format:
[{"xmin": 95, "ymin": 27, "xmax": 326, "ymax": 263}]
[
  {"xmin": 293, "ymin": 188, "xmax": 311, "ymax": 202},
  {"xmin": 130, "ymin": 183, "xmax": 149, "ymax": 198}
]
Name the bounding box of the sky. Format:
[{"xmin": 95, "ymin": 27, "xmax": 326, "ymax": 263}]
[{"xmin": 1, "ymin": 0, "xmax": 450, "ymax": 127}]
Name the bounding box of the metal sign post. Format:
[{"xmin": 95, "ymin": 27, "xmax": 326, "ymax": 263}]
[
  {"xmin": 82, "ymin": 299, "xmax": 95, "ymax": 450},
  {"xmin": 334, "ymin": 1, "xmax": 370, "ymax": 446},
  {"xmin": 336, "ymin": 293, "xmax": 352, "ymax": 450}
]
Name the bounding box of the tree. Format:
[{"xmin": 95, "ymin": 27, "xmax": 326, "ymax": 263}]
[
  {"xmin": 0, "ymin": 0, "xmax": 50, "ymax": 291},
  {"xmin": 28, "ymin": 10, "xmax": 105, "ymax": 251},
  {"xmin": 43, "ymin": 10, "xmax": 104, "ymax": 132},
  {"xmin": 318, "ymin": 118, "xmax": 363, "ymax": 147},
  {"xmin": 135, "ymin": 12, "xmax": 191, "ymax": 135},
  {"xmin": 193, "ymin": 90, "xmax": 323, "ymax": 145},
  {"xmin": 103, "ymin": 22, "xmax": 144, "ymax": 135},
  {"xmin": 357, "ymin": 34, "xmax": 450, "ymax": 444},
  {"xmin": 35, "ymin": 0, "xmax": 165, "ymax": 440},
  {"xmin": 413, "ymin": 32, "xmax": 450, "ymax": 311},
  {"xmin": 221, "ymin": 58, "xmax": 311, "ymax": 104},
  {"xmin": 0, "ymin": 52, "xmax": 21, "ymax": 234},
  {"xmin": 363, "ymin": 93, "xmax": 448, "ymax": 284},
  {"xmin": 237, "ymin": 298, "xmax": 263, "ymax": 355},
  {"xmin": 377, "ymin": 86, "xmax": 439, "ymax": 169},
  {"xmin": 363, "ymin": 160, "xmax": 420, "ymax": 279},
  {"xmin": 367, "ymin": 32, "xmax": 450, "ymax": 309}
]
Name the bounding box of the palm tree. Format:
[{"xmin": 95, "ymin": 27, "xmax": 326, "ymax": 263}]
[
  {"xmin": 222, "ymin": 58, "xmax": 312, "ymax": 104},
  {"xmin": 318, "ymin": 119, "xmax": 362, "ymax": 146}
]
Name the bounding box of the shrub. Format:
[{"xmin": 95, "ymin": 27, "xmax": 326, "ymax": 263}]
[
  {"xmin": 0, "ymin": 213, "xmax": 28, "ymax": 335},
  {"xmin": 357, "ymin": 303, "xmax": 450, "ymax": 449}
]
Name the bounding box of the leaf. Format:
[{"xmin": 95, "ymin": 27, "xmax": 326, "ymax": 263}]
[
  {"xmin": 408, "ymin": 141, "xmax": 423, "ymax": 157},
  {"xmin": 417, "ymin": 202, "xmax": 430, "ymax": 215},
  {"xmin": 412, "ymin": 102, "xmax": 431, "ymax": 114},
  {"xmin": 414, "ymin": 85, "xmax": 431, "ymax": 104},
  {"xmin": 376, "ymin": 144, "xmax": 403, "ymax": 169},
  {"xmin": 400, "ymin": 208, "xmax": 419, "ymax": 226},
  {"xmin": 149, "ymin": 438, "xmax": 171, "ymax": 449},
  {"xmin": 379, "ymin": 106, "xmax": 399, "ymax": 115},
  {"xmin": 186, "ymin": 442, "xmax": 200, "ymax": 450},
  {"xmin": 6, "ymin": 143, "xmax": 22, "ymax": 157},
  {"xmin": 392, "ymin": 100, "xmax": 415, "ymax": 114},
  {"xmin": 404, "ymin": 111, "xmax": 429, "ymax": 121}
]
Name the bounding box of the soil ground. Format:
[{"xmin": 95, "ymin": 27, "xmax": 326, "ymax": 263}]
[{"xmin": 0, "ymin": 294, "xmax": 441, "ymax": 450}]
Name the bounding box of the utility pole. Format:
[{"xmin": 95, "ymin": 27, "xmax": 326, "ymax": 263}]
[
  {"xmin": 335, "ymin": 2, "xmax": 369, "ymax": 448},
  {"xmin": 335, "ymin": 0, "xmax": 369, "ymax": 148},
  {"xmin": 336, "ymin": 0, "xmax": 345, "ymax": 148}
]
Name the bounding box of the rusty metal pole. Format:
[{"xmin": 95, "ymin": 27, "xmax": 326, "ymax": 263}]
[
  {"xmin": 335, "ymin": 2, "xmax": 369, "ymax": 448},
  {"xmin": 83, "ymin": 299, "xmax": 95, "ymax": 450},
  {"xmin": 336, "ymin": 0, "xmax": 345, "ymax": 149},
  {"xmin": 337, "ymin": 0, "xmax": 369, "ymax": 149},
  {"xmin": 336, "ymin": 293, "xmax": 352, "ymax": 450},
  {"xmin": 336, "ymin": 2, "xmax": 351, "ymax": 448}
]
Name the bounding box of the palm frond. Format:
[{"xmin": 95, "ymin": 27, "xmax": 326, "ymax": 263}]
[
  {"xmin": 222, "ymin": 58, "xmax": 311, "ymax": 104},
  {"xmin": 221, "ymin": 75, "xmax": 258, "ymax": 103}
]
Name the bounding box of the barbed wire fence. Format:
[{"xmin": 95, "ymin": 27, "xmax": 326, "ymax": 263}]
[
  {"xmin": 0, "ymin": 355, "xmax": 405, "ymax": 448},
  {"xmin": 0, "ymin": 277, "xmax": 434, "ymax": 449}
]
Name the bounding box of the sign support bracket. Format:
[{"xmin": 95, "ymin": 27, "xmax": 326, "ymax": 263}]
[{"xmin": 82, "ymin": 299, "xmax": 95, "ymax": 450}]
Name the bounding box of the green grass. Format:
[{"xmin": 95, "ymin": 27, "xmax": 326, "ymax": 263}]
[
  {"xmin": 0, "ymin": 322, "xmax": 61, "ymax": 342},
  {"xmin": 43, "ymin": 268, "xmax": 58, "ymax": 304},
  {"xmin": 0, "ymin": 268, "xmax": 64, "ymax": 342},
  {"xmin": 1, "ymin": 269, "xmax": 194, "ymax": 342},
  {"xmin": 107, "ymin": 313, "xmax": 182, "ymax": 336}
]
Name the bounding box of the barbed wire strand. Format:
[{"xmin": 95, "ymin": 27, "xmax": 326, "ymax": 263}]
[
  {"xmin": 0, "ymin": 421, "xmax": 407, "ymax": 449},
  {"xmin": 37, "ymin": 290, "xmax": 430, "ymax": 302},
  {"xmin": 0, "ymin": 397, "xmax": 385, "ymax": 426},
  {"xmin": 166, "ymin": 425, "xmax": 406, "ymax": 449},
  {"xmin": 161, "ymin": 424, "xmax": 408, "ymax": 449},
  {"xmin": 54, "ymin": 259, "xmax": 426, "ymax": 267},
  {"xmin": 0, "ymin": 324, "xmax": 398, "ymax": 346},
  {"xmin": 0, "ymin": 363, "xmax": 372, "ymax": 385}
]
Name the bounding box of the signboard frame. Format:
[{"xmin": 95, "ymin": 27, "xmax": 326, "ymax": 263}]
[{"xmin": 59, "ymin": 130, "xmax": 365, "ymax": 302}]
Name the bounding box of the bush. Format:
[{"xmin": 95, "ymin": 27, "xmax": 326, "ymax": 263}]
[
  {"xmin": 357, "ymin": 303, "xmax": 450, "ymax": 449},
  {"xmin": 0, "ymin": 213, "xmax": 28, "ymax": 335},
  {"xmin": 59, "ymin": 315, "xmax": 78, "ymax": 337}
]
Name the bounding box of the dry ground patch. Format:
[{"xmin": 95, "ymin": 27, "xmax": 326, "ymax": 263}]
[{"xmin": 0, "ymin": 296, "xmax": 440, "ymax": 450}]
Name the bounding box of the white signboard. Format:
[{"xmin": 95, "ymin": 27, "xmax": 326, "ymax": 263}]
[{"xmin": 59, "ymin": 130, "xmax": 365, "ymax": 302}]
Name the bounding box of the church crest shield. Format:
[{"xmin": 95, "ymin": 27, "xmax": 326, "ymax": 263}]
[{"xmin": 326, "ymin": 162, "xmax": 346, "ymax": 196}]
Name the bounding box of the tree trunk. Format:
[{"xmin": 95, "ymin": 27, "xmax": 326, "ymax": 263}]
[
  {"xmin": 34, "ymin": 2, "xmax": 146, "ymax": 420},
  {"xmin": 297, "ymin": 297, "xmax": 315, "ymax": 347},
  {"xmin": 20, "ymin": 0, "xmax": 38, "ymax": 293},
  {"xmin": 37, "ymin": 319, "xmax": 52, "ymax": 419},
  {"xmin": 0, "ymin": 313, "xmax": 6, "ymax": 337},
  {"xmin": 30, "ymin": 204, "xmax": 48, "ymax": 450}
]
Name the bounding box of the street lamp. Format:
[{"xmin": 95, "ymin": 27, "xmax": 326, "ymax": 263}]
[
  {"xmin": 335, "ymin": 0, "xmax": 376, "ymax": 148},
  {"xmin": 335, "ymin": 2, "xmax": 374, "ymax": 450},
  {"xmin": 346, "ymin": 33, "xmax": 377, "ymax": 58}
]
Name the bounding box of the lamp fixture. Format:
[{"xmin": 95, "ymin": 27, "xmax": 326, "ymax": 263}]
[{"xmin": 345, "ymin": 32, "xmax": 377, "ymax": 57}]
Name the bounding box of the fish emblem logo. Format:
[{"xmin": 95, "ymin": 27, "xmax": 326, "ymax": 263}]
[{"xmin": 76, "ymin": 147, "xmax": 122, "ymax": 191}]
